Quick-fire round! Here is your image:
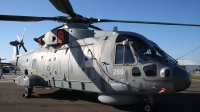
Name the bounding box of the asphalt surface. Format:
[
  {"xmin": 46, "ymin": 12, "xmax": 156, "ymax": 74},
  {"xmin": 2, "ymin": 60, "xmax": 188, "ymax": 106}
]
[{"xmin": 0, "ymin": 72, "xmax": 200, "ymax": 112}]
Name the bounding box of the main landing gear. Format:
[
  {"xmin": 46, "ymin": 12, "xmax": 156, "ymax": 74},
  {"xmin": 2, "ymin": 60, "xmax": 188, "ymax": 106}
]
[
  {"xmin": 24, "ymin": 87, "xmax": 33, "ymax": 98},
  {"xmin": 143, "ymin": 95, "xmax": 157, "ymax": 112}
]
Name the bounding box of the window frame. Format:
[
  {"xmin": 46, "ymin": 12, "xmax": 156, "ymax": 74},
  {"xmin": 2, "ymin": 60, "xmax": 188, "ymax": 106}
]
[{"xmin": 114, "ymin": 43, "xmax": 137, "ymax": 65}]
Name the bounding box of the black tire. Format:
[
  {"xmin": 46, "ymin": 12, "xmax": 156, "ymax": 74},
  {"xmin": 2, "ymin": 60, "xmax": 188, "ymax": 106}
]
[
  {"xmin": 143, "ymin": 103, "xmax": 153, "ymax": 112},
  {"xmin": 24, "ymin": 88, "xmax": 31, "ymax": 98},
  {"xmin": 28, "ymin": 87, "xmax": 33, "ymax": 93}
]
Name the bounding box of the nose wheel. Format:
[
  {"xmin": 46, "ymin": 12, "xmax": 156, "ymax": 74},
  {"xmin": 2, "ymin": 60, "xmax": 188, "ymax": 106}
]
[
  {"xmin": 143, "ymin": 95, "xmax": 157, "ymax": 112},
  {"xmin": 24, "ymin": 87, "xmax": 33, "ymax": 98}
]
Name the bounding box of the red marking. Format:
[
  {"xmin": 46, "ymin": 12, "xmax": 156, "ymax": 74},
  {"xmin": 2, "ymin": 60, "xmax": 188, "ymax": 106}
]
[
  {"xmin": 158, "ymin": 88, "xmax": 166, "ymax": 94},
  {"xmin": 22, "ymin": 94, "xmax": 25, "ymax": 97},
  {"xmin": 58, "ymin": 30, "xmax": 65, "ymax": 46},
  {"xmin": 21, "ymin": 94, "xmax": 40, "ymax": 98},
  {"xmin": 38, "ymin": 38, "xmax": 43, "ymax": 46}
]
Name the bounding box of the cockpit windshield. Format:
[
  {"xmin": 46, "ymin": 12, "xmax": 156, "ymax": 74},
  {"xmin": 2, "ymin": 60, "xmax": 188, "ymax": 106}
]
[
  {"xmin": 131, "ymin": 42, "xmax": 167, "ymax": 63},
  {"xmin": 154, "ymin": 46, "xmax": 177, "ymax": 64},
  {"xmin": 115, "ymin": 34, "xmax": 177, "ymax": 64}
]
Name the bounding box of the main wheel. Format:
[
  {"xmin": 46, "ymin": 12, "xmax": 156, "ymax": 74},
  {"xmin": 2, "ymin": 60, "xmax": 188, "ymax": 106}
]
[
  {"xmin": 29, "ymin": 87, "xmax": 33, "ymax": 93},
  {"xmin": 143, "ymin": 103, "xmax": 153, "ymax": 112},
  {"xmin": 24, "ymin": 87, "xmax": 32, "ymax": 98}
]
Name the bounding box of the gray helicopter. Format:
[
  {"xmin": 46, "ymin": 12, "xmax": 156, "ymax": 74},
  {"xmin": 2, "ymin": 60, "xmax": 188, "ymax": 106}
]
[{"xmin": 0, "ymin": 0, "xmax": 199, "ymax": 112}]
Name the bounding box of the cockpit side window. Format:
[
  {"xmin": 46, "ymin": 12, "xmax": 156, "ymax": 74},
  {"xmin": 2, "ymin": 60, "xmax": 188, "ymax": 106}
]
[
  {"xmin": 115, "ymin": 45, "xmax": 124, "ymax": 64},
  {"xmin": 115, "ymin": 44, "xmax": 135, "ymax": 64},
  {"xmin": 124, "ymin": 45, "xmax": 135, "ymax": 64}
]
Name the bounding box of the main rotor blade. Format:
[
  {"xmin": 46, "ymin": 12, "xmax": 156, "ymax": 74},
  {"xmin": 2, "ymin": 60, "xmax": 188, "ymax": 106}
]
[
  {"xmin": 88, "ymin": 24, "xmax": 102, "ymax": 30},
  {"xmin": 0, "ymin": 15, "xmax": 57, "ymax": 22},
  {"xmin": 98, "ymin": 19, "xmax": 200, "ymax": 27},
  {"xmin": 49, "ymin": 0, "xmax": 76, "ymax": 17}
]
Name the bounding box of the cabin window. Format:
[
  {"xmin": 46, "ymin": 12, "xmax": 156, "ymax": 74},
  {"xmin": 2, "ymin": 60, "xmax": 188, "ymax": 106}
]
[
  {"xmin": 32, "ymin": 59, "xmax": 37, "ymax": 69},
  {"xmin": 132, "ymin": 67, "xmax": 141, "ymax": 76},
  {"xmin": 47, "ymin": 66, "xmax": 50, "ymax": 71},
  {"xmin": 24, "ymin": 69, "xmax": 28, "ymax": 75},
  {"xmin": 143, "ymin": 64, "xmax": 157, "ymax": 76},
  {"xmin": 115, "ymin": 44, "xmax": 135, "ymax": 64},
  {"xmin": 51, "ymin": 36, "xmax": 56, "ymax": 42}
]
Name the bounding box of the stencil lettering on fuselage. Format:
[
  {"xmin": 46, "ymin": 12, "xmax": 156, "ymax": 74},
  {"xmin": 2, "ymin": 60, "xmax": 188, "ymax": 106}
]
[{"xmin": 113, "ymin": 69, "xmax": 124, "ymax": 75}]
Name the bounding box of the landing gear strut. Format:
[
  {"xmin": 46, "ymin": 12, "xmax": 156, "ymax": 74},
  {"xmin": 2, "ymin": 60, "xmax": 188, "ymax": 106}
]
[
  {"xmin": 143, "ymin": 95, "xmax": 157, "ymax": 112},
  {"xmin": 24, "ymin": 87, "xmax": 33, "ymax": 98}
]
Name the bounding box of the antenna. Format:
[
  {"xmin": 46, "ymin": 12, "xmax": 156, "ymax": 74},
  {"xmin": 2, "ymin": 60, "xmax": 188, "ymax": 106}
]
[{"xmin": 176, "ymin": 47, "xmax": 200, "ymax": 60}]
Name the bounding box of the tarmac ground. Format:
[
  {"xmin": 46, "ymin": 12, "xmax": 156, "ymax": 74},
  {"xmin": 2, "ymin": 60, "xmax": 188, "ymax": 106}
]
[{"xmin": 0, "ymin": 71, "xmax": 200, "ymax": 112}]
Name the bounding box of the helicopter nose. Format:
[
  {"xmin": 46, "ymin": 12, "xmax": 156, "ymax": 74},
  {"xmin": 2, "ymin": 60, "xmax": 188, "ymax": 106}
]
[{"xmin": 173, "ymin": 66, "xmax": 191, "ymax": 92}]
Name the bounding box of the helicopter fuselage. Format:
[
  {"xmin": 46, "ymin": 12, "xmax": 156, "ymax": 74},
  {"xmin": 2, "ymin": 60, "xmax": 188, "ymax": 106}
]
[{"xmin": 12, "ymin": 24, "xmax": 191, "ymax": 105}]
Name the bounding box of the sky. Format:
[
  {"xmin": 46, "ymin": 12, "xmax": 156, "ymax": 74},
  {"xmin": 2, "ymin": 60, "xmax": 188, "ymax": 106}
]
[{"xmin": 0, "ymin": 0, "xmax": 200, "ymax": 65}]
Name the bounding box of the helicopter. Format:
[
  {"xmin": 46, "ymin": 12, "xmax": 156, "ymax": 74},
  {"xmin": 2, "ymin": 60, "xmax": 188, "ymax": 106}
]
[
  {"xmin": 0, "ymin": 57, "xmax": 11, "ymax": 66},
  {"xmin": 0, "ymin": 57, "xmax": 7, "ymax": 62},
  {"xmin": 0, "ymin": 57, "xmax": 12, "ymax": 73},
  {"xmin": 0, "ymin": 0, "xmax": 200, "ymax": 112}
]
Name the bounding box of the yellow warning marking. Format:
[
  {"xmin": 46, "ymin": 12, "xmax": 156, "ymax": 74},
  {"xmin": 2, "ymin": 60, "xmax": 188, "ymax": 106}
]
[
  {"xmin": 32, "ymin": 68, "xmax": 36, "ymax": 72},
  {"xmin": 126, "ymin": 66, "xmax": 130, "ymax": 70},
  {"xmin": 54, "ymin": 71, "xmax": 57, "ymax": 76},
  {"xmin": 82, "ymin": 71, "xmax": 85, "ymax": 75}
]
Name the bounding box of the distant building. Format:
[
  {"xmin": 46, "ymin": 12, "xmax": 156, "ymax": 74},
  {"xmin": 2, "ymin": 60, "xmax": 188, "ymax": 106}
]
[{"xmin": 177, "ymin": 60, "xmax": 199, "ymax": 73}]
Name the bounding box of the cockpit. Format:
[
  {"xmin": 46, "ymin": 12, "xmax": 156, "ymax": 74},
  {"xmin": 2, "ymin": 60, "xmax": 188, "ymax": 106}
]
[
  {"xmin": 115, "ymin": 34, "xmax": 177, "ymax": 65},
  {"xmin": 113, "ymin": 34, "xmax": 190, "ymax": 93}
]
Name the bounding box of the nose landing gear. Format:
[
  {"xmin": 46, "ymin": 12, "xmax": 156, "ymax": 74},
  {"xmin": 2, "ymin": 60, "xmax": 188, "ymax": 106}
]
[
  {"xmin": 24, "ymin": 87, "xmax": 33, "ymax": 98},
  {"xmin": 143, "ymin": 95, "xmax": 157, "ymax": 112}
]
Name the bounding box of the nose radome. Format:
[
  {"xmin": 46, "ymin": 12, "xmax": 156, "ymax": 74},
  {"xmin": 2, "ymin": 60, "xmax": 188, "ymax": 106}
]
[{"xmin": 173, "ymin": 66, "xmax": 191, "ymax": 92}]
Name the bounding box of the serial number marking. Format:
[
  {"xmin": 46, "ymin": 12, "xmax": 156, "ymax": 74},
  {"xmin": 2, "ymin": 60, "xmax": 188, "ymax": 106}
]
[{"xmin": 113, "ymin": 69, "xmax": 124, "ymax": 75}]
